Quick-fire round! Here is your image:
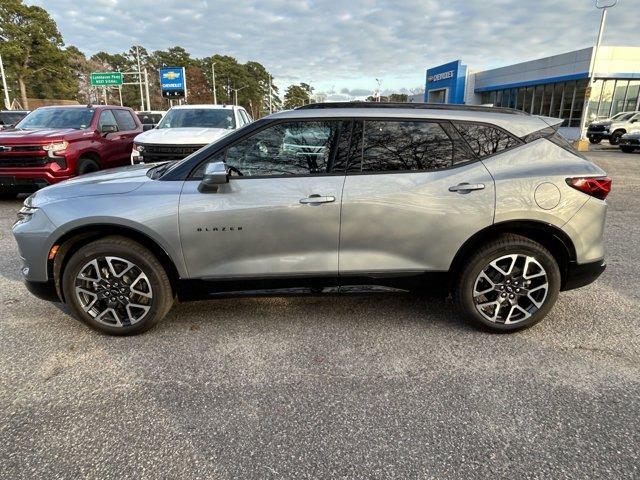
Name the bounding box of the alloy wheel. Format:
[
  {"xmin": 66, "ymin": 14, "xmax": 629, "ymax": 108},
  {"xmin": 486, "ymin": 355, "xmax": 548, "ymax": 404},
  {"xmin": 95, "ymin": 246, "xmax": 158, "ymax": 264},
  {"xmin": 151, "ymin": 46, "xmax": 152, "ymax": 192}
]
[
  {"xmin": 472, "ymin": 253, "xmax": 549, "ymax": 325},
  {"xmin": 74, "ymin": 256, "xmax": 153, "ymax": 327}
]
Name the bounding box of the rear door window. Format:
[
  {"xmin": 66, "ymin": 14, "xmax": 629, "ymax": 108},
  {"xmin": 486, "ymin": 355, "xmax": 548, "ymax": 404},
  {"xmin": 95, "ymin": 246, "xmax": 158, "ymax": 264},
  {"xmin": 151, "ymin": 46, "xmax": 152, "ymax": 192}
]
[
  {"xmin": 452, "ymin": 122, "xmax": 522, "ymax": 157},
  {"xmin": 359, "ymin": 120, "xmax": 455, "ymax": 172},
  {"xmin": 113, "ymin": 110, "xmax": 138, "ymax": 131}
]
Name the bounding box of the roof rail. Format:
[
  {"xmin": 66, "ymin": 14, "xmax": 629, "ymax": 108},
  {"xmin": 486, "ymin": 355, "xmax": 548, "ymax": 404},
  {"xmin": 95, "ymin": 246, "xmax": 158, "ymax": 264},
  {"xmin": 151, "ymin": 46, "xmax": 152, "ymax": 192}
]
[{"xmin": 296, "ymin": 101, "xmax": 529, "ymax": 116}]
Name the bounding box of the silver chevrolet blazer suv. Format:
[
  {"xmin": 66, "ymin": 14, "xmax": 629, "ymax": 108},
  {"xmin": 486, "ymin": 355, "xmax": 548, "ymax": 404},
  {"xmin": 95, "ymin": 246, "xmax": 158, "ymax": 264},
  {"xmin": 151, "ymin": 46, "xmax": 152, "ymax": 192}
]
[{"xmin": 12, "ymin": 103, "xmax": 611, "ymax": 335}]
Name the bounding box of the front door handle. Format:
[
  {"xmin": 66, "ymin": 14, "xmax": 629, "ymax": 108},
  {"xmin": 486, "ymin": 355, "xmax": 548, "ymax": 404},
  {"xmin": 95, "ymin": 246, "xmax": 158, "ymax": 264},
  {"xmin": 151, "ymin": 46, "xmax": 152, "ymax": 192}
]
[
  {"xmin": 299, "ymin": 194, "xmax": 336, "ymax": 204},
  {"xmin": 448, "ymin": 183, "xmax": 485, "ymax": 193}
]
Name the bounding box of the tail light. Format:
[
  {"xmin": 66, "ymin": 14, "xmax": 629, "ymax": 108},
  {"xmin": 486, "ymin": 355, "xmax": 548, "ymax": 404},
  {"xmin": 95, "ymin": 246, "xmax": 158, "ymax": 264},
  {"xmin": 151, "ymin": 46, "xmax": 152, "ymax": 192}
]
[{"xmin": 566, "ymin": 176, "xmax": 611, "ymax": 200}]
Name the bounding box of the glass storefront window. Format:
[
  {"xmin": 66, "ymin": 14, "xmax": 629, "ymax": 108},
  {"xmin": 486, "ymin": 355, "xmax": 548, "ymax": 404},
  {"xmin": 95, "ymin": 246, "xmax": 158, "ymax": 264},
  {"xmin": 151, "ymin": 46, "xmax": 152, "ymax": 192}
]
[
  {"xmin": 515, "ymin": 87, "xmax": 526, "ymax": 110},
  {"xmin": 611, "ymin": 80, "xmax": 629, "ymax": 116},
  {"xmin": 533, "ymin": 85, "xmax": 544, "ymax": 115},
  {"xmin": 522, "ymin": 87, "xmax": 532, "ymax": 113},
  {"xmin": 550, "ymin": 82, "xmax": 564, "ymax": 118},
  {"xmin": 585, "ymin": 80, "xmax": 604, "ymax": 121},
  {"xmin": 541, "ymin": 84, "xmax": 553, "ymax": 116},
  {"xmin": 597, "ymin": 80, "xmax": 615, "ymax": 117},
  {"xmin": 495, "ymin": 90, "xmax": 503, "ymax": 107},
  {"xmin": 571, "ymin": 79, "xmax": 587, "ymax": 127},
  {"xmin": 561, "ymin": 81, "xmax": 575, "ymax": 126},
  {"xmin": 624, "ymin": 81, "xmax": 640, "ymax": 111}
]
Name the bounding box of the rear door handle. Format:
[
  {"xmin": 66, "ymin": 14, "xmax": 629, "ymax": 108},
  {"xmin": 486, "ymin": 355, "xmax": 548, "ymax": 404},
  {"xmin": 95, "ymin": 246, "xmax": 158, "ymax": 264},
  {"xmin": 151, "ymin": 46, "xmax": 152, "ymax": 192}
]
[
  {"xmin": 299, "ymin": 194, "xmax": 336, "ymax": 204},
  {"xmin": 448, "ymin": 183, "xmax": 485, "ymax": 193}
]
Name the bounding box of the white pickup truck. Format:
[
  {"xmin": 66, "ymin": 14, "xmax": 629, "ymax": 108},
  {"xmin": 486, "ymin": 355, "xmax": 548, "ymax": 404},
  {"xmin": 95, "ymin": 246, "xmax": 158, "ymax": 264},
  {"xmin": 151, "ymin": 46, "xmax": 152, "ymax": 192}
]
[{"xmin": 131, "ymin": 104, "xmax": 253, "ymax": 164}]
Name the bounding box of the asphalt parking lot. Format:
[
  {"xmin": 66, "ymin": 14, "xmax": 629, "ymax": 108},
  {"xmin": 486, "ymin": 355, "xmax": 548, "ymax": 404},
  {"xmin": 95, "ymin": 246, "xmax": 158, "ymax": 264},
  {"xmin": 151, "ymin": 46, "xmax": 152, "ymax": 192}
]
[{"xmin": 0, "ymin": 146, "xmax": 638, "ymax": 479}]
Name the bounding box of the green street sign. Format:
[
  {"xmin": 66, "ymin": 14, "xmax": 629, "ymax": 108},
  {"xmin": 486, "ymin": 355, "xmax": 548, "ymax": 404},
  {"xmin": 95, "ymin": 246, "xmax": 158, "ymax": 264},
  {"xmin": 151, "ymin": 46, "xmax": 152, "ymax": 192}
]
[{"xmin": 90, "ymin": 72, "xmax": 123, "ymax": 87}]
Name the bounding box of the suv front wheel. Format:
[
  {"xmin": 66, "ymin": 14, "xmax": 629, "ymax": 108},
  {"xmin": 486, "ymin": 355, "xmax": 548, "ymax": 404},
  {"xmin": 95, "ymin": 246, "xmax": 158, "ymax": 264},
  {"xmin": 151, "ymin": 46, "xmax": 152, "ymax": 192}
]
[
  {"xmin": 62, "ymin": 236, "xmax": 174, "ymax": 335},
  {"xmin": 455, "ymin": 234, "xmax": 560, "ymax": 332}
]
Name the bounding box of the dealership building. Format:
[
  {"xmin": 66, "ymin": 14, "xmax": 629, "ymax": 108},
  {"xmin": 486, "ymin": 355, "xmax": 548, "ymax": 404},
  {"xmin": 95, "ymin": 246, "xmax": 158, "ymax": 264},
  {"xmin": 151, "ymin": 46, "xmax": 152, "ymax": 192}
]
[{"xmin": 421, "ymin": 46, "xmax": 640, "ymax": 137}]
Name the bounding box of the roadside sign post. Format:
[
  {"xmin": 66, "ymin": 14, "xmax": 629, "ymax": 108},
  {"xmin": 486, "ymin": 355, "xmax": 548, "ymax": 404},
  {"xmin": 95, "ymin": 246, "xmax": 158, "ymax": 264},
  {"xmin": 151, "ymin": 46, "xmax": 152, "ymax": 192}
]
[
  {"xmin": 90, "ymin": 72, "xmax": 123, "ymax": 87},
  {"xmin": 160, "ymin": 67, "xmax": 187, "ymax": 104}
]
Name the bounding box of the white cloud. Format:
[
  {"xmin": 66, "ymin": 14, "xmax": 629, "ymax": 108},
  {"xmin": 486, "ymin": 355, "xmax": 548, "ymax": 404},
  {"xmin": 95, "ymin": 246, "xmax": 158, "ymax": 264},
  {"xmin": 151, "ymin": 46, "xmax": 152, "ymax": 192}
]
[{"xmin": 30, "ymin": 0, "xmax": 640, "ymax": 93}]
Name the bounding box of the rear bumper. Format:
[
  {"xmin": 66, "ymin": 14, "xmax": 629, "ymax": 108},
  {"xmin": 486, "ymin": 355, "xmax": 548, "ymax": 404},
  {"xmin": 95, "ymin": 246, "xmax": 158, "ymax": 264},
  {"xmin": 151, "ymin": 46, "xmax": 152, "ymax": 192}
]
[{"xmin": 561, "ymin": 259, "xmax": 606, "ymax": 291}]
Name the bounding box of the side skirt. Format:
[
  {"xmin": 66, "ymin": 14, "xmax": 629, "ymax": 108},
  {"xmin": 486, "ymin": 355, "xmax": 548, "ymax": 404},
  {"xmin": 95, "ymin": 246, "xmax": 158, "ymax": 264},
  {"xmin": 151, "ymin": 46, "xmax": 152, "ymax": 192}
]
[{"xmin": 176, "ymin": 272, "xmax": 451, "ymax": 302}]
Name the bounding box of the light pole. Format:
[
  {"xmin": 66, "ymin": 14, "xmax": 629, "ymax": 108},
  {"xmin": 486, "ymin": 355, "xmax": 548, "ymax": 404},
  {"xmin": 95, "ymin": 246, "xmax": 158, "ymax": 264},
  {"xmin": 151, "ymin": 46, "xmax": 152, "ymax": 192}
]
[
  {"xmin": 0, "ymin": 53, "xmax": 10, "ymax": 109},
  {"xmin": 135, "ymin": 45, "xmax": 145, "ymax": 111},
  {"xmin": 578, "ymin": 0, "xmax": 618, "ymax": 145},
  {"xmin": 268, "ymin": 75, "xmax": 273, "ymax": 113},
  {"xmin": 375, "ymin": 78, "xmax": 383, "ymax": 102},
  {"xmin": 232, "ymin": 85, "xmax": 247, "ymax": 105},
  {"xmin": 211, "ymin": 61, "xmax": 217, "ymax": 104}
]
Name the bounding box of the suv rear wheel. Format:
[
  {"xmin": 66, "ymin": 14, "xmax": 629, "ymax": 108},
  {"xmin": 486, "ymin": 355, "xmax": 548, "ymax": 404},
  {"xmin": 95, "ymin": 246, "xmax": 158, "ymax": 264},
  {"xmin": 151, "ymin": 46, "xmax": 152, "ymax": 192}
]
[
  {"xmin": 62, "ymin": 236, "xmax": 173, "ymax": 335},
  {"xmin": 455, "ymin": 234, "xmax": 560, "ymax": 332}
]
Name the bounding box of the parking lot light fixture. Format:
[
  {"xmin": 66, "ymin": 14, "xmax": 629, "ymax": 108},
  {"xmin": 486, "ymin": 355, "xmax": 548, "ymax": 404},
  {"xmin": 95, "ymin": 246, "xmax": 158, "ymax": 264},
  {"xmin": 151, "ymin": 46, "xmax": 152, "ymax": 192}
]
[{"xmin": 578, "ymin": 0, "xmax": 618, "ymax": 147}]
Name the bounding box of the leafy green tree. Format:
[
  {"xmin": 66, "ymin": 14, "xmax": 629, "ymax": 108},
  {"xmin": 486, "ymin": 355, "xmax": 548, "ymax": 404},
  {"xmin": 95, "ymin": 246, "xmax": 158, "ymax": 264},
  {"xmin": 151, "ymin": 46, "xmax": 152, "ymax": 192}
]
[
  {"xmin": 283, "ymin": 83, "xmax": 314, "ymax": 109},
  {"xmin": 0, "ymin": 0, "xmax": 77, "ymax": 108}
]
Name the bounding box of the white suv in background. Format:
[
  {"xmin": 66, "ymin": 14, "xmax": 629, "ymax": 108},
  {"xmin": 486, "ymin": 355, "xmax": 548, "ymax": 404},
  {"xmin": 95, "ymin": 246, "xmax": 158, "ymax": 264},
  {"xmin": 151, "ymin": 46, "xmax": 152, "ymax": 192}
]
[{"xmin": 131, "ymin": 104, "xmax": 252, "ymax": 163}]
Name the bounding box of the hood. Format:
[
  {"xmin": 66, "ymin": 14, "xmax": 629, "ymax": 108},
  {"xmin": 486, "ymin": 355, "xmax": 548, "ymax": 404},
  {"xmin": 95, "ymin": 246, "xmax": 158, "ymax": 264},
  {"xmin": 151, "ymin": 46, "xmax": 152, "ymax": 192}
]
[
  {"xmin": 134, "ymin": 127, "xmax": 231, "ymax": 146},
  {"xmin": 622, "ymin": 130, "xmax": 640, "ymax": 138},
  {"xmin": 30, "ymin": 163, "xmax": 156, "ymax": 206},
  {"xmin": 0, "ymin": 128, "xmax": 89, "ymax": 143},
  {"xmin": 589, "ymin": 119, "xmax": 612, "ymax": 127}
]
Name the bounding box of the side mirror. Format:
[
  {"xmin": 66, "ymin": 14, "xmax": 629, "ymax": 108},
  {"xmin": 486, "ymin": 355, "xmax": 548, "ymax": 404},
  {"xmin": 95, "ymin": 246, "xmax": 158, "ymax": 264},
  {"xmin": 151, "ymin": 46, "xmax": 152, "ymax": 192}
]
[
  {"xmin": 631, "ymin": 119, "xmax": 638, "ymax": 123},
  {"xmin": 198, "ymin": 161, "xmax": 228, "ymax": 193},
  {"xmin": 101, "ymin": 124, "xmax": 118, "ymax": 135}
]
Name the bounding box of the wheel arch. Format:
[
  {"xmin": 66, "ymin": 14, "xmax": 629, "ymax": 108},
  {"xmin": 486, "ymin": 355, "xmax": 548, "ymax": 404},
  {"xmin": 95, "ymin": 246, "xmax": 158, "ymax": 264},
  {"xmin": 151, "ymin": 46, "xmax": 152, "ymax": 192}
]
[
  {"xmin": 50, "ymin": 223, "xmax": 180, "ymax": 302},
  {"xmin": 449, "ymin": 220, "xmax": 577, "ymax": 289}
]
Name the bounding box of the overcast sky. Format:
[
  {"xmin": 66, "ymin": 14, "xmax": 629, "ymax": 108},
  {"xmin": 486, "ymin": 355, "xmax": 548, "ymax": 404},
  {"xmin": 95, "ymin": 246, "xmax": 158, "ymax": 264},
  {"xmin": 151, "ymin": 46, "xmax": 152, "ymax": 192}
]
[{"xmin": 30, "ymin": 0, "xmax": 640, "ymax": 96}]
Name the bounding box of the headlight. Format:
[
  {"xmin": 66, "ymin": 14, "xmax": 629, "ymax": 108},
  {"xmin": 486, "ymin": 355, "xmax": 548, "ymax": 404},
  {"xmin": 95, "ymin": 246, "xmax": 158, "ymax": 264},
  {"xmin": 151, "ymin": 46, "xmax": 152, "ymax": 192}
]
[
  {"xmin": 15, "ymin": 206, "xmax": 38, "ymax": 226},
  {"xmin": 43, "ymin": 141, "xmax": 68, "ymax": 156},
  {"xmin": 132, "ymin": 143, "xmax": 145, "ymax": 153}
]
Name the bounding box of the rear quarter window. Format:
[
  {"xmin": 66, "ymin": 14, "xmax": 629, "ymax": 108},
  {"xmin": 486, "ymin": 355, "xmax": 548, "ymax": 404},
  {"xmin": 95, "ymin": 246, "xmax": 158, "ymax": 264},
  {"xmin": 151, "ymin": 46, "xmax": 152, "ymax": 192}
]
[{"xmin": 453, "ymin": 122, "xmax": 522, "ymax": 157}]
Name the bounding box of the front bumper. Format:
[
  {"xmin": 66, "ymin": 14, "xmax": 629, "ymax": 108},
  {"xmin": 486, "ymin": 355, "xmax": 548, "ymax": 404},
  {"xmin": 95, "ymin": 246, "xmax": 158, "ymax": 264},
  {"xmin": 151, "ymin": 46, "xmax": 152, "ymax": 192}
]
[
  {"xmin": 587, "ymin": 131, "xmax": 610, "ymax": 141},
  {"xmin": 561, "ymin": 259, "xmax": 606, "ymax": 291},
  {"xmin": 0, "ymin": 165, "xmax": 74, "ymax": 191},
  {"xmin": 24, "ymin": 279, "xmax": 60, "ymax": 302}
]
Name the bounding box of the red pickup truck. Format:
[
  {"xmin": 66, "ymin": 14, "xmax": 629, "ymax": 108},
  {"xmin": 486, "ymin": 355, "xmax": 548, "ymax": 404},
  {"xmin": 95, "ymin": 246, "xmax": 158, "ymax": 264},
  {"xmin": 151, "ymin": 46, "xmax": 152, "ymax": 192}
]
[{"xmin": 0, "ymin": 105, "xmax": 142, "ymax": 198}]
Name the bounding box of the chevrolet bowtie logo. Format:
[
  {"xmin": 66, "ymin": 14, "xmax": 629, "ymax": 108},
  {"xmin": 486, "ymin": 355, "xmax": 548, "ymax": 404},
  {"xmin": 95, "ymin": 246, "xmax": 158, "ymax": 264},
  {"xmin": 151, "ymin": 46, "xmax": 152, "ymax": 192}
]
[{"xmin": 163, "ymin": 71, "xmax": 180, "ymax": 80}]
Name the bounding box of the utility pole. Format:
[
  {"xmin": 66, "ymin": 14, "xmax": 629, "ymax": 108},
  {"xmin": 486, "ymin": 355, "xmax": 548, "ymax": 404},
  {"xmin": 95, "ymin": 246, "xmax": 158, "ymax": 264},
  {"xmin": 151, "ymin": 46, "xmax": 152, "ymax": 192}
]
[
  {"xmin": 144, "ymin": 68, "xmax": 151, "ymax": 111},
  {"xmin": 211, "ymin": 61, "xmax": 217, "ymax": 104},
  {"xmin": 232, "ymin": 85, "xmax": 247, "ymax": 106},
  {"xmin": 268, "ymin": 75, "xmax": 273, "ymax": 114},
  {"xmin": 0, "ymin": 53, "xmax": 10, "ymax": 109},
  {"xmin": 135, "ymin": 45, "xmax": 145, "ymax": 111},
  {"xmin": 579, "ymin": 0, "xmax": 618, "ymax": 144},
  {"xmin": 118, "ymin": 85, "xmax": 123, "ymax": 106}
]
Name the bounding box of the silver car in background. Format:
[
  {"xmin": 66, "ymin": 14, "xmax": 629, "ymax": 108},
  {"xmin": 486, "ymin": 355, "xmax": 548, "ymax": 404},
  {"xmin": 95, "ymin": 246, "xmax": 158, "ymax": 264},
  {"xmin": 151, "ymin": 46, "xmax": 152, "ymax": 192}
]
[{"xmin": 12, "ymin": 103, "xmax": 610, "ymax": 335}]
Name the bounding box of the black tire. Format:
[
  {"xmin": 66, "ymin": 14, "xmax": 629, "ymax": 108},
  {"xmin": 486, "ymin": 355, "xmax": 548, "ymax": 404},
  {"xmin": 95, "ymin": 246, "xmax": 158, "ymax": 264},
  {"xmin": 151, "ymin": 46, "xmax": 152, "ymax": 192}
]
[
  {"xmin": 588, "ymin": 137, "xmax": 602, "ymax": 144},
  {"xmin": 76, "ymin": 156, "xmax": 100, "ymax": 175},
  {"xmin": 62, "ymin": 236, "xmax": 174, "ymax": 335},
  {"xmin": 620, "ymin": 146, "xmax": 636, "ymax": 153},
  {"xmin": 455, "ymin": 234, "xmax": 561, "ymax": 332},
  {"xmin": 609, "ymin": 131, "xmax": 624, "ymax": 145}
]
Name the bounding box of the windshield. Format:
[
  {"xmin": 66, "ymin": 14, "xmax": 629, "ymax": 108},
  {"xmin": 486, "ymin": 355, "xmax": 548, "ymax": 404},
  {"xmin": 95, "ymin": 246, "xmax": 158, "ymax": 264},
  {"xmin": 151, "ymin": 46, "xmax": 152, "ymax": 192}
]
[
  {"xmin": 157, "ymin": 108, "xmax": 235, "ymax": 129},
  {"xmin": 612, "ymin": 112, "xmax": 635, "ymax": 121},
  {"xmin": 16, "ymin": 108, "xmax": 95, "ymax": 130}
]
